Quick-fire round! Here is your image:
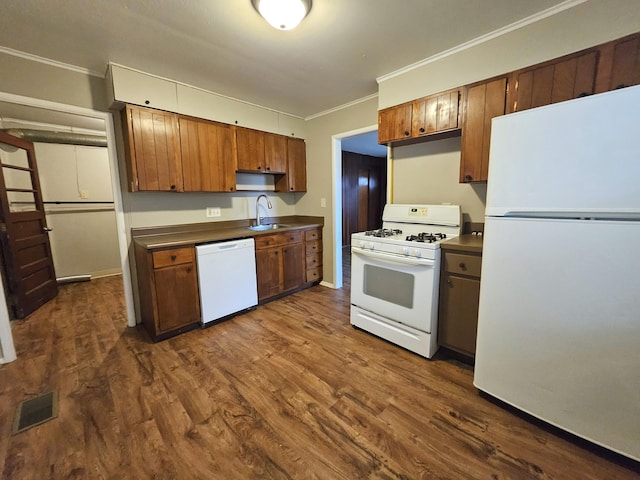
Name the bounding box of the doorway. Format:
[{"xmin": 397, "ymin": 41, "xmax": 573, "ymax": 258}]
[
  {"xmin": 0, "ymin": 93, "xmax": 135, "ymax": 364},
  {"xmin": 332, "ymin": 127, "xmax": 388, "ymax": 290}
]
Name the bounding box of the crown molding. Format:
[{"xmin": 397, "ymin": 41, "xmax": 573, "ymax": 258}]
[{"xmin": 376, "ymin": 0, "xmax": 588, "ymax": 84}]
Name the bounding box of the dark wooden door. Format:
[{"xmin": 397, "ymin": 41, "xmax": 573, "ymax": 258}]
[
  {"xmin": 0, "ymin": 131, "xmax": 57, "ymax": 318},
  {"xmin": 342, "ymin": 151, "xmax": 387, "ymax": 245}
]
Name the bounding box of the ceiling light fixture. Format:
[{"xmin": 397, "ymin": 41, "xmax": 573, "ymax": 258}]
[{"xmin": 251, "ymin": 0, "xmax": 312, "ymax": 31}]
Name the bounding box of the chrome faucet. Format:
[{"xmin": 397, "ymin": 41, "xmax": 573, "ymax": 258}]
[{"xmin": 255, "ymin": 194, "xmax": 272, "ymax": 226}]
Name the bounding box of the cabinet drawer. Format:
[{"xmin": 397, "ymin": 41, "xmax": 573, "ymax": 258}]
[
  {"xmin": 305, "ymin": 240, "xmax": 322, "ymax": 256},
  {"xmin": 255, "ymin": 231, "xmax": 302, "ymax": 249},
  {"xmin": 444, "ymin": 252, "xmax": 482, "ymax": 277},
  {"xmin": 153, "ymin": 248, "xmax": 194, "ymax": 269},
  {"xmin": 306, "ymin": 253, "xmax": 322, "ymax": 269},
  {"xmin": 305, "ymin": 229, "xmax": 322, "ymax": 242},
  {"xmin": 306, "ymin": 267, "xmax": 322, "ymax": 283}
]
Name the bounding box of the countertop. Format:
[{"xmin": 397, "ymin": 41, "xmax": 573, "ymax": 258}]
[
  {"xmin": 441, "ymin": 234, "xmax": 484, "ymax": 254},
  {"xmin": 132, "ymin": 216, "xmax": 324, "ymax": 250}
]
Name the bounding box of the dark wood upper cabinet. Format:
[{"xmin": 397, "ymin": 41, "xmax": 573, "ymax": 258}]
[
  {"xmin": 179, "ymin": 116, "xmax": 237, "ymax": 192},
  {"xmin": 275, "ymin": 137, "xmax": 307, "ymax": 192},
  {"xmin": 264, "ymin": 133, "xmax": 287, "ymax": 173},
  {"xmin": 235, "ymin": 127, "xmax": 266, "ymax": 172},
  {"xmin": 378, "ymin": 89, "xmax": 461, "ymax": 145},
  {"xmin": 460, "ymin": 76, "xmax": 508, "ymax": 183},
  {"xmin": 507, "ymin": 50, "xmax": 598, "ymax": 113},
  {"xmin": 412, "ymin": 88, "xmax": 460, "ymax": 137},
  {"xmin": 378, "ymin": 103, "xmax": 412, "ymax": 144},
  {"xmin": 596, "ymin": 33, "xmax": 640, "ymax": 92},
  {"xmin": 123, "ymin": 104, "xmax": 182, "ymax": 192}
]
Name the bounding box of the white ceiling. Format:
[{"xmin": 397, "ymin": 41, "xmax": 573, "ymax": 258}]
[{"xmin": 0, "ymin": 0, "xmax": 568, "ymax": 119}]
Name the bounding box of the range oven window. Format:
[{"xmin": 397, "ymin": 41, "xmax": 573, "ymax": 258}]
[{"xmin": 363, "ymin": 264, "xmax": 414, "ymax": 309}]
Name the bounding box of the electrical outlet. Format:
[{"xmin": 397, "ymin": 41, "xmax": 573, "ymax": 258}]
[
  {"xmin": 206, "ymin": 207, "xmax": 221, "ymax": 217},
  {"xmin": 320, "ymin": 198, "xmax": 326, "ymax": 208},
  {"xmin": 80, "ymin": 190, "xmax": 89, "ymax": 199}
]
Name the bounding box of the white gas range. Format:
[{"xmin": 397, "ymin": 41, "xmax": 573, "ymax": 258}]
[{"xmin": 350, "ymin": 204, "xmax": 462, "ymax": 358}]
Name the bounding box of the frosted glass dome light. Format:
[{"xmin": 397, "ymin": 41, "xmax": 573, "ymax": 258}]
[{"xmin": 252, "ymin": 0, "xmax": 312, "ymax": 30}]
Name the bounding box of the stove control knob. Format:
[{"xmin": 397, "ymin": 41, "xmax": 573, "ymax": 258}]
[
  {"xmin": 402, "ymin": 247, "xmax": 410, "ymax": 256},
  {"xmin": 369, "ymin": 243, "xmax": 375, "ymax": 251},
  {"xmin": 359, "ymin": 241, "xmax": 365, "ymax": 249},
  {"xmin": 415, "ymin": 250, "xmax": 422, "ymax": 258}
]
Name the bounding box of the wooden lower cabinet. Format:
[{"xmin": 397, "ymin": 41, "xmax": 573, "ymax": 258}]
[
  {"xmin": 255, "ymin": 227, "xmax": 322, "ymax": 303},
  {"xmin": 255, "ymin": 231, "xmax": 304, "ymax": 302},
  {"xmin": 134, "ymin": 244, "xmax": 201, "ymax": 341},
  {"xmin": 438, "ymin": 247, "xmax": 482, "ymax": 359},
  {"xmin": 304, "ymin": 227, "xmax": 323, "ymax": 284}
]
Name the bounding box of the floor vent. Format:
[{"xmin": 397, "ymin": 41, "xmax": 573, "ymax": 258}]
[{"xmin": 12, "ymin": 391, "xmax": 58, "ymax": 434}]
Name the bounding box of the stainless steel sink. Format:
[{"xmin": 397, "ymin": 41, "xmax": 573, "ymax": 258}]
[{"xmin": 248, "ymin": 223, "xmax": 290, "ymax": 231}]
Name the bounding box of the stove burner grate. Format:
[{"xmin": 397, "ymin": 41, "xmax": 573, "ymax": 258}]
[
  {"xmin": 405, "ymin": 232, "xmax": 447, "ymax": 243},
  {"xmin": 365, "ymin": 228, "xmax": 403, "ymax": 237}
]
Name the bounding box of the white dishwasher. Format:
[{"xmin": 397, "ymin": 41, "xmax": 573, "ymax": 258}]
[{"xmin": 195, "ymin": 238, "xmax": 258, "ymax": 326}]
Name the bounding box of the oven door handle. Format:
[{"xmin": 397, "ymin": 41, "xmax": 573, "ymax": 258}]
[{"xmin": 353, "ymin": 248, "xmax": 435, "ymax": 267}]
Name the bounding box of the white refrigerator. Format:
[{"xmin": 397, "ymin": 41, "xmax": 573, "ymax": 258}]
[{"xmin": 474, "ymin": 85, "xmax": 640, "ymax": 462}]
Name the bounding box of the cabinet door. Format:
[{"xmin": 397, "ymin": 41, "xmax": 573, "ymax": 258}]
[
  {"xmin": 282, "ymin": 243, "xmax": 304, "ymax": 292},
  {"xmin": 180, "ymin": 117, "xmax": 236, "ymax": 192},
  {"xmin": 256, "ymin": 248, "xmax": 282, "ymax": 301},
  {"xmin": 278, "ymin": 137, "xmax": 307, "ymax": 192},
  {"xmin": 124, "ymin": 104, "xmax": 182, "ymax": 191},
  {"xmin": 236, "ymin": 127, "xmax": 265, "ymax": 172},
  {"xmin": 110, "ymin": 65, "xmax": 178, "ymax": 111},
  {"xmin": 154, "ymin": 263, "xmax": 200, "ymax": 334},
  {"xmin": 377, "ymin": 103, "xmax": 412, "ymax": 144},
  {"xmin": 460, "ymin": 77, "xmax": 507, "ymax": 183},
  {"xmin": 264, "ymin": 133, "xmax": 287, "ymax": 173},
  {"xmin": 509, "ymin": 51, "xmax": 598, "ymax": 113},
  {"xmin": 607, "ymin": 35, "xmax": 640, "ymax": 90},
  {"xmin": 412, "ymin": 89, "xmax": 459, "ymax": 136},
  {"xmin": 438, "ymin": 274, "xmax": 481, "ymax": 356}
]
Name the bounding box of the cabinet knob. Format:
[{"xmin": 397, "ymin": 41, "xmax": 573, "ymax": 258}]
[
  {"xmin": 171, "ymin": 255, "xmax": 177, "ymax": 261},
  {"xmin": 145, "ymin": 100, "xmax": 150, "ymax": 105},
  {"xmin": 229, "ymin": 187, "xmax": 234, "ymax": 191},
  {"xmin": 170, "ymin": 184, "xmax": 176, "ymax": 190},
  {"xmin": 419, "ymin": 127, "xmax": 425, "ymax": 133},
  {"xmin": 404, "ymin": 130, "xmax": 410, "ymax": 136},
  {"xmin": 187, "ymin": 267, "xmax": 192, "ymax": 273},
  {"xmin": 266, "ymin": 167, "xmax": 271, "ymax": 171},
  {"xmin": 459, "ymin": 262, "xmax": 467, "ymax": 271},
  {"xmin": 257, "ymin": 166, "xmax": 261, "ymax": 170},
  {"xmin": 290, "ymin": 187, "xmax": 294, "ymax": 191},
  {"xmin": 464, "ymin": 174, "xmax": 473, "ymax": 182}
]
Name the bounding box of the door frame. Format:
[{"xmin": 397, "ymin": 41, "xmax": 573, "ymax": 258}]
[
  {"xmin": 0, "ymin": 92, "xmax": 135, "ymax": 363},
  {"xmin": 331, "ymin": 125, "xmax": 391, "ymax": 290}
]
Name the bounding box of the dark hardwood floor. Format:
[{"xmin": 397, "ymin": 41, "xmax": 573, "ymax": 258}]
[{"xmin": 0, "ymin": 272, "xmax": 638, "ymax": 479}]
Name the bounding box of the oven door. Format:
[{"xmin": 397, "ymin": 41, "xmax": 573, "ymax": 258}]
[{"xmin": 350, "ymin": 248, "xmax": 439, "ymax": 332}]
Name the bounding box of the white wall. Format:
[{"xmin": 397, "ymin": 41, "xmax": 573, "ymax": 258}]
[
  {"xmin": 392, "ymin": 138, "xmax": 487, "ymax": 223},
  {"xmin": 378, "ymin": 0, "xmax": 640, "ymax": 108}
]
